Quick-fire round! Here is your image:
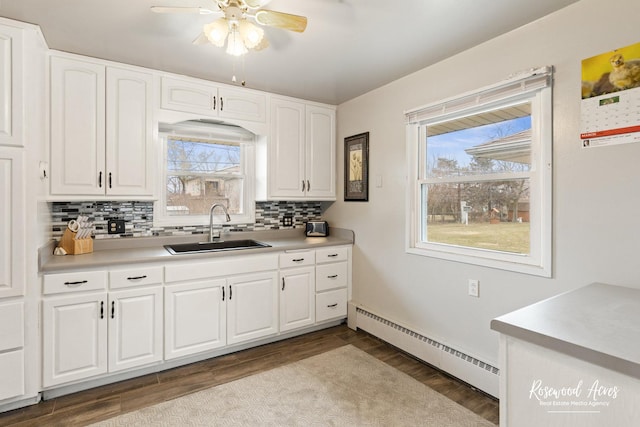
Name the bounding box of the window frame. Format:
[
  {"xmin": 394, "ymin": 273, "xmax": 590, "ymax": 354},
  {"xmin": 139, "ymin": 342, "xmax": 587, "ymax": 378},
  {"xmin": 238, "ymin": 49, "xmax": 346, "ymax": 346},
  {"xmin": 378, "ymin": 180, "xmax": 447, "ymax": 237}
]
[
  {"xmin": 405, "ymin": 68, "xmax": 553, "ymax": 277},
  {"xmin": 154, "ymin": 126, "xmax": 256, "ymax": 227}
]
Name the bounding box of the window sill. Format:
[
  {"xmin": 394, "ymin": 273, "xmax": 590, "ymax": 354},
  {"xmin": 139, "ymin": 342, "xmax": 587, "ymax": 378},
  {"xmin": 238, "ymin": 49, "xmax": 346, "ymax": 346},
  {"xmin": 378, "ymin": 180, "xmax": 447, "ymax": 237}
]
[{"xmin": 406, "ymin": 245, "xmax": 551, "ymax": 277}]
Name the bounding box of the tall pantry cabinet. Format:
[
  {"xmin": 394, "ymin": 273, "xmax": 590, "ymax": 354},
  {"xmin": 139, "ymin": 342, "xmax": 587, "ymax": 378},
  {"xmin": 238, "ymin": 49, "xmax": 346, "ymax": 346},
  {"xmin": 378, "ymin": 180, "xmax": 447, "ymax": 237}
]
[{"xmin": 0, "ymin": 18, "xmax": 47, "ymax": 411}]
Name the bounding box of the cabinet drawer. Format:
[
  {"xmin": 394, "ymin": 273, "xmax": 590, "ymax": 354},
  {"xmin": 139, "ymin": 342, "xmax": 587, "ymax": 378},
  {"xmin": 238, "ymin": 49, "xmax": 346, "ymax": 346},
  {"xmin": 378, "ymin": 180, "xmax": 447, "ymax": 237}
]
[
  {"xmin": 43, "ymin": 270, "xmax": 107, "ymax": 295},
  {"xmin": 0, "ymin": 301, "xmax": 23, "ymax": 351},
  {"xmin": 315, "ymin": 262, "xmax": 347, "ymax": 292},
  {"xmin": 109, "ymin": 265, "xmax": 163, "ymax": 289},
  {"xmin": 316, "ymin": 247, "xmax": 348, "ymax": 264},
  {"xmin": 316, "ymin": 288, "xmax": 347, "ymax": 322},
  {"xmin": 0, "ymin": 349, "xmax": 24, "ymax": 400},
  {"xmin": 279, "ymin": 251, "xmax": 315, "ymax": 268}
]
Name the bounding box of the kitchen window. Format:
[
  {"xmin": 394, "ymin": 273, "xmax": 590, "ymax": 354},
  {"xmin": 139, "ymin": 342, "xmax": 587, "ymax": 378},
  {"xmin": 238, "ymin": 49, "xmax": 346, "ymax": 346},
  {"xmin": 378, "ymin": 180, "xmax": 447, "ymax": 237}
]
[
  {"xmin": 405, "ymin": 67, "xmax": 553, "ymax": 276},
  {"xmin": 155, "ymin": 121, "xmax": 256, "ymax": 226}
]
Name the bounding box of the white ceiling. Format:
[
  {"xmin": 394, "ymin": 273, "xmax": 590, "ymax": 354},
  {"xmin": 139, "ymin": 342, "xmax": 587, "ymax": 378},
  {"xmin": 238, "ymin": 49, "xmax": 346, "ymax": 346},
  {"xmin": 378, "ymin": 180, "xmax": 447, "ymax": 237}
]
[{"xmin": 0, "ymin": 0, "xmax": 579, "ymax": 105}]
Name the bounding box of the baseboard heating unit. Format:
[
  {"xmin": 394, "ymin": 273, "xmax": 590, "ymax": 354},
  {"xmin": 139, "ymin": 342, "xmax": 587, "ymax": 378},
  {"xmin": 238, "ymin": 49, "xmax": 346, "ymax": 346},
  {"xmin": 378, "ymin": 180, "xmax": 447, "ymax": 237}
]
[{"xmin": 352, "ymin": 305, "xmax": 499, "ymax": 398}]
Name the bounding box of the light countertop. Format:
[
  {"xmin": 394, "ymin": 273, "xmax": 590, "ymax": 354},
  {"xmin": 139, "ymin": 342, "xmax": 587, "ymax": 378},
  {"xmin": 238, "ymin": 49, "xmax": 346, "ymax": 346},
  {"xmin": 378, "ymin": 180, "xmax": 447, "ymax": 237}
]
[
  {"xmin": 40, "ymin": 228, "xmax": 354, "ymax": 273},
  {"xmin": 491, "ymin": 282, "xmax": 640, "ymax": 379}
]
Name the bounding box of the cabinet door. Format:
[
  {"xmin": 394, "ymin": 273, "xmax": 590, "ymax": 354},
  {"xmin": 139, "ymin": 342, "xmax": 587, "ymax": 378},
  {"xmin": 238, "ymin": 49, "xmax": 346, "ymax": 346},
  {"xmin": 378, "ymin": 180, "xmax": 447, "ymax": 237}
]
[
  {"xmin": 0, "ymin": 24, "xmax": 23, "ymax": 146},
  {"xmin": 227, "ymin": 271, "xmax": 278, "ymax": 345},
  {"xmin": 305, "ymin": 105, "xmax": 336, "ymax": 199},
  {"xmin": 108, "ymin": 287, "xmax": 163, "ymax": 372},
  {"xmin": 42, "ymin": 293, "xmax": 108, "ymax": 387},
  {"xmin": 164, "ymin": 279, "xmax": 227, "ymax": 360},
  {"xmin": 280, "ymin": 266, "xmax": 315, "ymax": 333},
  {"xmin": 160, "ymin": 76, "xmax": 218, "ymax": 117},
  {"xmin": 268, "ymin": 98, "xmax": 306, "ymax": 198},
  {"xmin": 0, "ymin": 148, "xmax": 24, "ymax": 297},
  {"xmin": 218, "ymin": 86, "xmax": 266, "ymax": 123},
  {"xmin": 106, "ymin": 67, "xmax": 153, "ymax": 196},
  {"xmin": 50, "ymin": 56, "xmax": 106, "ymax": 195}
]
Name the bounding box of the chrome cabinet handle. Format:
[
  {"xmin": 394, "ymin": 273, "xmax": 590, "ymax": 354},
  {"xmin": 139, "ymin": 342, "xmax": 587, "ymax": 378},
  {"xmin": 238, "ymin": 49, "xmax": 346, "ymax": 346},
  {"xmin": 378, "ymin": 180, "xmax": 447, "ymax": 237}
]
[
  {"xmin": 64, "ymin": 280, "xmax": 88, "ymax": 286},
  {"xmin": 126, "ymin": 275, "xmax": 147, "ymax": 281}
]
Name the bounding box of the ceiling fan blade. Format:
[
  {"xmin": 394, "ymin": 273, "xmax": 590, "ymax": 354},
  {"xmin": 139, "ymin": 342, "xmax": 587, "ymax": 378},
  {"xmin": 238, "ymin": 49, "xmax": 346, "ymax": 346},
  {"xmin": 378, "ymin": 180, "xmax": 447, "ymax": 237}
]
[
  {"xmin": 192, "ymin": 32, "xmax": 210, "ymax": 45},
  {"xmin": 243, "ymin": 0, "xmax": 271, "ymax": 8},
  {"xmin": 151, "ymin": 6, "xmax": 216, "ymax": 15},
  {"xmin": 254, "ymin": 10, "xmax": 308, "ymax": 33}
]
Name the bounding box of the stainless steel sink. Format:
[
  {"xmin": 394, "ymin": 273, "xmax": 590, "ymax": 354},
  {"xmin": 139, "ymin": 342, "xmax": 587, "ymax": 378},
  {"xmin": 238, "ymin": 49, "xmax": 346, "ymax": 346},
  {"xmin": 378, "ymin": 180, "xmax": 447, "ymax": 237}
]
[{"xmin": 164, "ymin": 239, "xmax": 271, "ymax": 255}]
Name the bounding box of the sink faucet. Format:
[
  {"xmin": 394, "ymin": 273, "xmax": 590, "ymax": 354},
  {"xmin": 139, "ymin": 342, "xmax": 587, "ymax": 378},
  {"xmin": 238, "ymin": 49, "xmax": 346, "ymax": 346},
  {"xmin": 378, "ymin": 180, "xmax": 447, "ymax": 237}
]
[{"xmin": 209, "ymin": 203, "xmax": 231, "ymax": 242}]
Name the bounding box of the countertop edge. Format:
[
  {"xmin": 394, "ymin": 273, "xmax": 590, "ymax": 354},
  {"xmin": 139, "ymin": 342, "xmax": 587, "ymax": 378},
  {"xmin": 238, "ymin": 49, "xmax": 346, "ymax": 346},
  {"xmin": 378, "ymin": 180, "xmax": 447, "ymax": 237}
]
[
  {"xmin": 490, "ymin": 318, "xmax": 640, "ymax": 380},
  {"xmin": 40, "ymin": 228, "xmax": 354, "ymax": 273}
]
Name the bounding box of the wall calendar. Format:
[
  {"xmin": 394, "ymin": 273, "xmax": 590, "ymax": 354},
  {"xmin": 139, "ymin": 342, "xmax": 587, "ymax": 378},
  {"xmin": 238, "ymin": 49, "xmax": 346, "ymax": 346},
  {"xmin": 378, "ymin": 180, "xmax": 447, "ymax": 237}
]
[{"xmin": 581, "ymin": 41, "xmax": 640, "ymax": 148}]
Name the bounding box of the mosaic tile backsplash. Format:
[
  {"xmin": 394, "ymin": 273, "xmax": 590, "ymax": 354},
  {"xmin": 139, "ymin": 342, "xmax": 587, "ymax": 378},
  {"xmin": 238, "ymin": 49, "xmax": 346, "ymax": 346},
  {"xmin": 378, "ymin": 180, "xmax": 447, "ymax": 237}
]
[{"xmin": 51, "ymin": 201, "xmax": 324, "ymax": 240}]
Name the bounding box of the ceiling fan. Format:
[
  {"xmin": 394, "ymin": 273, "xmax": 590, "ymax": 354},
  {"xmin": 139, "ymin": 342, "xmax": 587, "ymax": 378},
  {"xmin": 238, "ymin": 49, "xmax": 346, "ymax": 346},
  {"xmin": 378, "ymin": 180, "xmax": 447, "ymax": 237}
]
[{"xmin": 151, "ymin": 0, "xmax": 308, "ymax": 56}]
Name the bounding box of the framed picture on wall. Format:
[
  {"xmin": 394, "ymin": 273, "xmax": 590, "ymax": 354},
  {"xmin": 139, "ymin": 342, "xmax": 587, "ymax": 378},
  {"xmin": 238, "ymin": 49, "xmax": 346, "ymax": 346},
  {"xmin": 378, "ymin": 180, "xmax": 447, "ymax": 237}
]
[{"xmin": 344, "ymin": 132, "xmax": 369, "ymax": 201}]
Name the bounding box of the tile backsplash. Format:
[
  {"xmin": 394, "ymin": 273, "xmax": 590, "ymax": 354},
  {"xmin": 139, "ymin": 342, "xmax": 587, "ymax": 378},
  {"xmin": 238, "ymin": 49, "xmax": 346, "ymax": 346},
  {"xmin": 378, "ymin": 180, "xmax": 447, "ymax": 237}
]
[{"xmin": 51, "ymin": 201, "xmax": 323, "ymax": 240}]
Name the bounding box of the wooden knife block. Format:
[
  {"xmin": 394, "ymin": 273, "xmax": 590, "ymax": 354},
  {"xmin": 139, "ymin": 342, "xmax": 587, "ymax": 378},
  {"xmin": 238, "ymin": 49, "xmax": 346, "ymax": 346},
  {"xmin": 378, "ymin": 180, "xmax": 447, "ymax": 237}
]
[{"xmin": 58, "ymin": 228, "xmax": 93, "ymax": 255}]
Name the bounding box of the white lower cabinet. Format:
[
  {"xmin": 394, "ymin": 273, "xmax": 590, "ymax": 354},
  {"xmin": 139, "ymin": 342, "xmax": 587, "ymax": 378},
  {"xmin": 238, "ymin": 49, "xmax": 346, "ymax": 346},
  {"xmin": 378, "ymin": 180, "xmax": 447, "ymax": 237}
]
[
  {"xmin": 42, "ymin": 292, "xmax": 108, "ymax": 387},
  {"xmin": 42, "ymin": 268, "xmax": 163, "ymax": 388},
  {"xmin": 227, "ymin": 272, "xmax": 279, "ymax": 345},
  {"xmin": 279, "ymin": 266, "xmax": 315, "ymax": 333},
  {"xmin": 0, "ymin": 300, "xmax": 25, "ymax": 400},
  {"xmin": 164, "ymin": 279, "xmax": 227, "ymax": 360},
  {"xmin": 164, "ymin": 254, "xmax": 279, "ymax": 360}
]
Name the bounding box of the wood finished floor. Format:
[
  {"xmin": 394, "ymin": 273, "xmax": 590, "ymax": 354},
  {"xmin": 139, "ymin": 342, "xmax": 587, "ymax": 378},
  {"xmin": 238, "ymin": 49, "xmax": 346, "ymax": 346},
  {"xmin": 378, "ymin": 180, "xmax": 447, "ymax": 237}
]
[{"xmin": 0, "ymin": 325, "xmax": 499, "ymax": 426}]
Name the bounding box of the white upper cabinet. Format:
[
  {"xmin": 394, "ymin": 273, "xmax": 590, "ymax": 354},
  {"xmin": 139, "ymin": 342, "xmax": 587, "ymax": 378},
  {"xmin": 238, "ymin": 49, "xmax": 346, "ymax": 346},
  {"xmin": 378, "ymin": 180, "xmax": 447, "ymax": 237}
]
[
  {"xmin": 0, "ymin": 148, "xmax": 24, "ymax": 298},
  {"xmin": 0, "ymin": 24, "xmax": 23, "ymax": 147},
  {"xmin": 161, "ymin": 76, "xmax": 267, "ymax": 123},
  {"xmin": 268, "ymin": 96, "xmax": 336, "ymax": 200},
  {"xmin": 50, "ymin": 55, "xmax": 153, "ymax": 197}
]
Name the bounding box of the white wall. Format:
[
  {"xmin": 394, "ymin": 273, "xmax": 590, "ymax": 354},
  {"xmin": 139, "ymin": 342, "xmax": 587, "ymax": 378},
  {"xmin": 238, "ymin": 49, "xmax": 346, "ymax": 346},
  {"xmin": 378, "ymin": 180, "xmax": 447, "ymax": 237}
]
[{"xmin": 326, "ymin": 0, "xmax": 640, "ymax": 365}]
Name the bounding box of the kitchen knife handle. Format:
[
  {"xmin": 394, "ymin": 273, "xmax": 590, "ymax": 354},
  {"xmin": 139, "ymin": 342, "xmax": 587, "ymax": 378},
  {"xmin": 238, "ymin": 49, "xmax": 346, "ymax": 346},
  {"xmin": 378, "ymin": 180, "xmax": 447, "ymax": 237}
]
[{"xmin": 99, "ymin": 171, "xmax": 102, "ymax": 188}]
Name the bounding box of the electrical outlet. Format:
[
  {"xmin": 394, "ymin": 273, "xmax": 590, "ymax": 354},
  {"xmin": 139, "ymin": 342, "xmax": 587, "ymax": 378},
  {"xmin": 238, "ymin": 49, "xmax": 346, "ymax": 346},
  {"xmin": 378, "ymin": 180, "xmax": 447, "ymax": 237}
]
[
  {"xmin": 108, "ymin": 219, "xmax": 126, "ymax": 234},
  {"xmin": 282, "ymin": 215, "xmax": 293, "ymax": 227},
  {"xmin": 468, "ymin": 279, "xmax": 479, "ymax": 297}
]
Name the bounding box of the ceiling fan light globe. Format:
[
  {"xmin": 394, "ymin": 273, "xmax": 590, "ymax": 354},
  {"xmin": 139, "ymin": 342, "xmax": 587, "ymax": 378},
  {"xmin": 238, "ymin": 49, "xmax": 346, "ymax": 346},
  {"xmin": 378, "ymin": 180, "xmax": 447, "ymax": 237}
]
[
  {"xmin": 238, "ymin": 20, "xmax": 264, "ymax": 49},
  {"xmin": 226, "ymin": 29, "xmax": 248, "ymax": 56},
  {"xmin": 204, "ymin": 19, "xmax": 229, "ymax": 47}
]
